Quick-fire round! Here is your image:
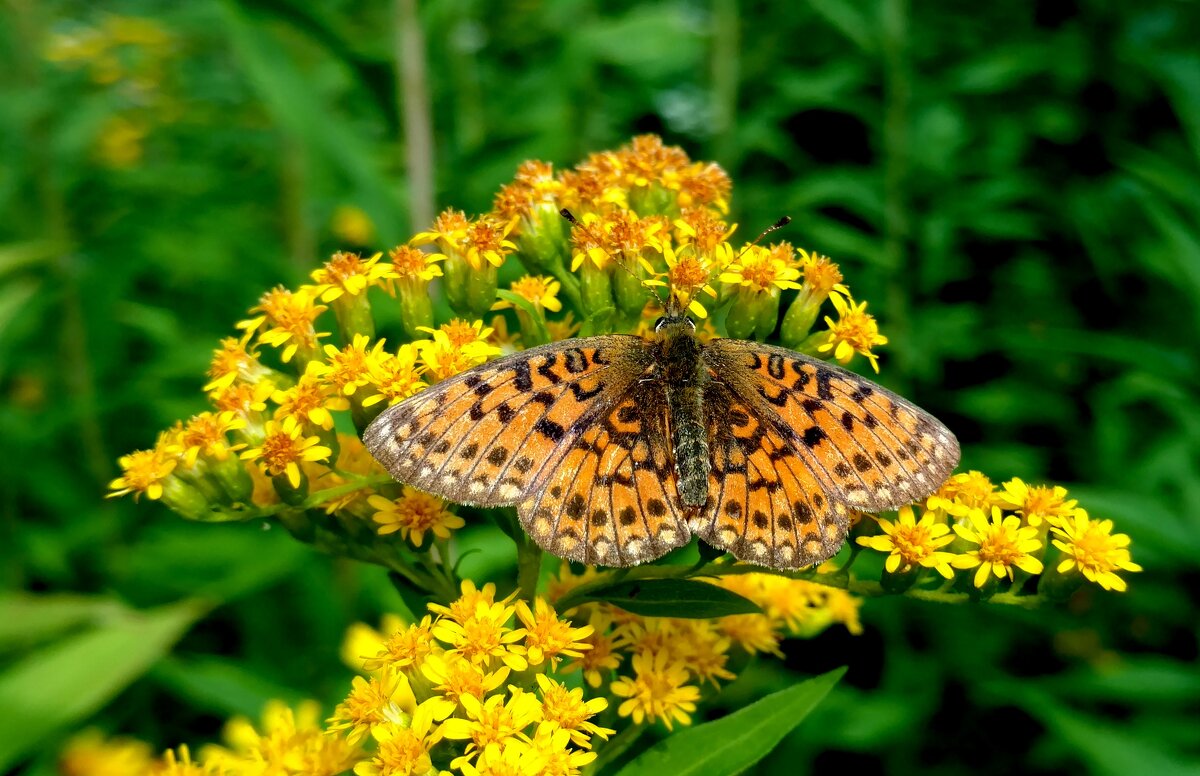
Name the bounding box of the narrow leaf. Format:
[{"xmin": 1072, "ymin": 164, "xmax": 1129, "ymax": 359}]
[
  {"xmin": 581, "ymin": 578, "xmax": 761, "ymax": 618},
  {"xmin": 616, "ymin": 667, "xmax": 846, "ymax": 776},
  {"xmin": 0, "ymin": 600, "xmax": 202, "ymax": 771}
]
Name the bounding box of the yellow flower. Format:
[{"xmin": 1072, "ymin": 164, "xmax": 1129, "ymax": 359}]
[
  {"xmin": 441, "ymin": 690, "xmax": 543, "ymax": 766},
  {"xmin": 202, "ymin": 700, "xmax": 362, "ymax": 776},
  {"xmin": 429, "ymin": 580, "xmax": 500, "ymax": 625},
  {"xmin": 310, "ymin": 251, "xmax": 395, "ymax": 303},
  {"xmin": 59, "ymin": 729, "xmax": 154, "ymax": 776},
  {"xmin": 362, "ymin": 615, "xmax": 437, "ymax": 672},
  {"xmin": 178, "ymin": 411, "xmax": 246, "ymax": 466},
  {"xmin": 818, "ymin": 293, "xmax": 888, "ymax": 373},
  {"xmin": 368, "ymin": 487, "xmax": 464, "ymax": 546},
  {"xmin": 204, "ymin": 335, "xmax": 272, "ymax": 392},
  {"xmin": 823, "ymin": 588, "xmax": 864, "ymax": 636},
  {"xmin": 857, "ymin": 506, "xmax": 957, "ymax": 578},
  {"xmin": 326, "ymin": 669, "xmax": 416, "ymax": 745},
  {"xmin": 611, "ymin": 649, "xmax": 701, "ymax": 729},
  {"xmin": 417, "ymin": 323, "xmax": 501, "ymax": 381},
  {"xmin": 209, "ymin": 379, "xmax": 274, "ymax": 425},
  {"xmin": 432, "ymin": 599, "xmax": 529, "ymax": 672},
  {"xmin": 320, "ymin": 334, "xmax": 388, "ymax": 396},
  {"xmin": 670, "ymin": 620, "xmax": 737, "ymax": 687},
  {"xmin": 998, "ymin": 478, "xmax": 1079, "ymax": 527},
  {"xmin": 340, "ymin": 614, "xmax": 408, "ymax": 671},
  {"xmin": 534, "ymin": 674, "xmax": 612, "ymax": 748},
  {"xmin": 515, "ymin": 598, "xmax": 593, "ymax": 668},
  {"xmin": 411, "ymin": 208, "xmax": 471, "ymax": 253},
  {"xmin": 458, "ymin": 736, "xmax": 545, "ymax": 776},
  {"xmin": 153, "ymin": 745, "xmax": 209, "ymax": 776},
  {"xmin": 237, "ymin": 286, "xmax": 329, "ymax": 363},
  {"xmin": 239, "ymin": 416, "xmax": 333, "ymax": 488},
  {"xmin": 717, "ymin": 613, "xmax": 782, "ymax": 656},
  {"xmin": 952, "ymin": 506, "xmax": 1045, "ymax": 588},
  {"xmin": 271, "ymin": 361, "xmax": 350, "ymax": 429},
  {"xmin": 1051, "ymin": 511, "xmax": 1142, "ymax": 591},
  {"xmin": 420, "ymin": 651, "xmax": 510, "ymax": 707},
  {"xmin": 660, "ymin": 241, "xmax": 726, "ymax": 319},
  {"xmin": 495, "ymin": 274, "xmax": 564, "ymax": 313},
  {"xmin": 528, "ymin": 723, "xmax": 599, "ymax": 776},
  {"xmin": 388, "ymin": 244, "xmax": 444, "ymax": 284},
  {"xmin": 464, "ymin": 217, "xmax": 518, "ymax": 271},
  {"xmin": 363, "ymin": 343, "xmax": 426, "ymax": 407},
  {"xmin": 108, "ymin": 445, "xmax": 178, "ymax": 500},
  {"xmin": 352, "ymin": 697, "xmax": 454, "ymax": 776},
  {"xmin": 797, "ymin": 248, "xmax": 846, "ymax": 302},
  {"xmin": 927, "ymin": 470, "xmax": 999, "ymax": 516},
  {"xmin": 719, "ymin": 243, "xmax": 802, "ymax": 293}
]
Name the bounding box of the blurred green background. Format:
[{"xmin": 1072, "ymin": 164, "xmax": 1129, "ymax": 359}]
[{"xmin": 3, "ymin": 0, "xmax": 1199, "ymax": 773}]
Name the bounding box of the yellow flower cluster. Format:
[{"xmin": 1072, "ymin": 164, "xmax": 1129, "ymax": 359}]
[
  {"xmin": 857, "ymin": 473, "xmax": 1142, "ymax": 594},
  {"xmin": 62, "ymin": 576, "xmax": 862, "ymax": 775}
]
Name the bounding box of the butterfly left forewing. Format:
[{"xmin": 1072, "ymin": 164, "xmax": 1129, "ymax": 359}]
[{"xmin": 364, "ymin": 336, "xmax": 646, "ymax": 506}]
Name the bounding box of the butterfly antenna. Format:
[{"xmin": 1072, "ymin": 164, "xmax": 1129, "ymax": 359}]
[
  {"xmin": 734, "ymin": 215, "xmax": 792, "ymax": 261},
  {"xmin": 559, "ymin": 208, "xmax": 668, "ymax": 309}
]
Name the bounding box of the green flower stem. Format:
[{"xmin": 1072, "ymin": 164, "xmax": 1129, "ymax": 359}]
[
  {"xmin": 204, "ymin": 474, "xmax": 397, "ymax": 522},
  {"xmin": 517, "ymin": 539, "xmax": 543, "ymax": 601},
  {"xmin": 547, "ymin": 261, "xmax": 583, "ymax": 312}
]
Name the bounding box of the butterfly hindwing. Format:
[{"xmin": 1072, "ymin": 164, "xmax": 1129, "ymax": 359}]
[
  {"xmin": 519, "ymin": 380, "xmax": 691, "ymax": 566},
  {"xmin": 704, "ymin": 339, "xmax": 960, "ymax": 516},
  {"xmin": 364, "ymin": 335, "xmax": 645, "ymax": 506}
]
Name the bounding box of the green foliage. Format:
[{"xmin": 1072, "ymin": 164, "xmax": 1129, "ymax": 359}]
[{"xmin": 2, "ymin": 0, "xmax": 1198, "ymax": 773}]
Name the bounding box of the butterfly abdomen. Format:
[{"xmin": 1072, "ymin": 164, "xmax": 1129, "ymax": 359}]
[{"xmin": 660, "ymin": 326, "xmax": 710, "ymax": 508}]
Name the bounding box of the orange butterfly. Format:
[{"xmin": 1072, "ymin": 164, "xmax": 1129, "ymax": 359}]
[{"xmin": 363, "ymin": 309, "xmax": 959, "ymax": 570}]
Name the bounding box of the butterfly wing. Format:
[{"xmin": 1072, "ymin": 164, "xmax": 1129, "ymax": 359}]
[
  {"xmin": 518, "ymin": 378, "xmax": 690, "ymax": 566},
  {"xmin": 364, "ymin": 335, "xmax": 689, "ymax": 566},
  {"xmin": 697, "ymin": 339, "xmax": 960, "ymax": 569}
]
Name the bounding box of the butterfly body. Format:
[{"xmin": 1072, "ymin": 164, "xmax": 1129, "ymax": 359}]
[{"xmin": 364, "ymin": 319, "xmax": 959, "ymax": 570}]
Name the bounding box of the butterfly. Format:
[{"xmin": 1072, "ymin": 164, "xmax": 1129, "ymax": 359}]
[{"xmin": 363, "ymin": 307, "xmax": 960, "ymax": 570}]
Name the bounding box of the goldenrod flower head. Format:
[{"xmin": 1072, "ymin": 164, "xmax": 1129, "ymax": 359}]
[
  {"xmin": 999, "ymin": 478, "xmax": 1079, "ymax": 528},
  {"xmin": 823, "ymin": 588, "xmax": 864, "ymax": 636},
  {"xmin": 818, "ymin": 293, "xmax": 888, "ymax": 373},
  {"xmin": 330, "ymin": 205, "xmax": 376, "ymax": 245},
  {"xmin": 429, "ymin": 579, "xmax": 502, "ymax": 625},
  {"xmin": 717, "ymin": 613, "xmax": 782, "ymax": 656},
  {"xmin": 798, "ymin": 248, "xmax": 846, "ymax": 300},
  {"xmin": 515, "ymin": 597, "xmax": 594, "ymax": 668},
  {"xmin": 534, "ymin": 674, "xmax": 612, "ymax": 748},
  {"xmin": 412, "ymin": 208, "xmax": 471, "ymax": 253},
  {"xmin": 368, "ymin": 487, "xmax": 464, "ymax": 546},
  {"xmin": 857, "ymin": 506, "xmax": 957, "ymax": 578},
  {"xmin": 1051, "ymin": 511, "xmax": 1142, "ymax": 591},
  {"xmin": 495, "ymin": 275, "xmax": 564, "ymax": 314},
  {"xmin": 271, "ymin": 361, "xmax": 350, "ymax": 429},
  {"xmin": 108, "ymin": 445, "xmax": 178, "ymax": 500},
  {"xmin": 204, "ymin": 335, "xmax": 272, "ymax": 392},
  {"xmin": 239, "ymin": 416, "xmax": 332, "ymax": 488},
  {"xmin": 238, "ymin": 286, "xmax": 329, "ymax": 363},
  {"xmin": 310, "ymin": 251, "xmax": 394, "ymax": 303},
  {"xmin": 610, "ymin": 649, "xmax": 701, "ymax": 730},
  {"xmin": 327, "ymin": 670, "xmax": 417, "ymax": 745},
  {"xmin": 320, "ymin": 334, "xmax": 388, "ymax": 397},
  {"xmin": 545, "ymin": 312, "xmax": 582, "ymax": 343},
  {"xmin": 388, "ymin": 244, "xmax": 445, "ymax": 283},
  {"xmin": 178, "ymin": 410, "xmax": 246, "ymax": 466},
  {"xmin": 432, "ymin": 599, "xmax": 529, "ymax": 672},
  {"xmin": 209, "ymin": 379, "xmax": 274, "ymax": 423},
  {"xmin": 155, "ymin": 744, "xmax": 209, "ymax": 776},
  {"xmin": 561, "ymin": 610, "xmax": 622, "ymax": 688},
  {"xmin": 59, "ymin": 729, "xmax": 154, "ymax": 776},
  {"xmin": 364, "ymin": 343, "xmax": 426, "ymax": 407},
  {"xmin": 352, "ymin": 697, "xmax": 454, "ymax": 776},
  {"xmin": 203, "ymin": 700, "xmax": 362, "ymax": 776},
  {"xmin": 719, "ymin": 243, "xmax": 802, "ymax": 294},
  {"xmin": 670, "ymin": 621, "xmax": 736, "ymax": 687},
  {"xmin": 361, "ymin": 615, "xmax": 437, "ymax": 673},
  {"xmin": 527, "ymin": 723, "xmax": 599, "ymax": 776},
  {"xmin": 928, "ymin": 470, "xmax": 1000, "ymax": 516},
  {"xmin": 420, "ymin": 651, "xmax": 510, "ymax": 707},
  {"xmin": 457, "ymin": 736, "xmax": 546, "ymax": 776},
  {"xmin": 660, "ymin": 241, "xmax": 725, "ymax": 319},
  {"xmin": 441, "ymin": 690, "xmax": 543, "ymax": 766},
  {"xmin": 341, "ymin": 614, "xmax": 408, "ymax": 671},
  {"xmin": 493, "ymin": 160, "xmax": 565, "ymax": 222},
  {"xmin": 417, "ymin": 321, "xmax": 501, "ymax": 381},
  {"xmin": 462, "ymin": 217, "xmax": 518, "ymax": 271},
  {"xmin": 952, "ymin": 506, "xmax": 1045, "ymax": 588}
]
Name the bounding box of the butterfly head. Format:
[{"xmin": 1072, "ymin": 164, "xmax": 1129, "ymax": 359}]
[{"xmin": 652, "ymin": 310, "xmax": 696, "ymax": 341}]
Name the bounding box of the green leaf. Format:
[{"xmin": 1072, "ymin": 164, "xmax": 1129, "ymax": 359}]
[
  {"xmin": 0, "ymin": 594, "xmax": 125, "ymax": 652},
  {"xmin": 151, "ymin": 655, "xmax": 305, "ymax": 719},
  {"xmin": 0, "ymin": 600, "xmax": 203, "ymax": 771},
  {"xmin": 616, "ymin": 667, "xmax": 846, "ymax": 776},
  {"xmin": 495, "ymin": 289, "xmax": 552, "ymax": 345},
  {"xmin": 579, "ymin": 578, "xmax": 761, "ymax": 619}
]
